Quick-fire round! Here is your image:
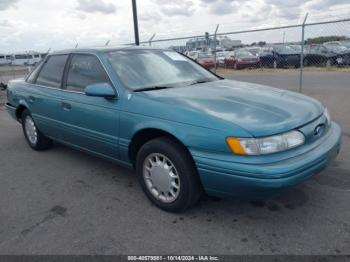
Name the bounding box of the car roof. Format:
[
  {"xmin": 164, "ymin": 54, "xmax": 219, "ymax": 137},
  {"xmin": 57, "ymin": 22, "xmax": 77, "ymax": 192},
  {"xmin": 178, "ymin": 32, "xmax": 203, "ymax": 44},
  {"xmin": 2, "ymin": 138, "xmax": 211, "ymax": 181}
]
[{"xmin": 49, "ymin": 46, "xmax": 169, "ymax": 56}]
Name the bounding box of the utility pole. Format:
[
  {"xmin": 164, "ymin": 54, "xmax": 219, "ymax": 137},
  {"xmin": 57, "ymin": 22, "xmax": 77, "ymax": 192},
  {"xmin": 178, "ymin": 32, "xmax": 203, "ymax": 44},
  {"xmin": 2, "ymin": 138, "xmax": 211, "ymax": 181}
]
[
  {"xmin": 213, "ymin": 24, "xmax": 219, "ymax": 73},
  {"xmin": 299, "ymin": 13, "xmax": 308, "ymax": 93},
  {"xmin": 132, "ymin": 0, "xmax": 140, "ymax": 46},
  {"xmin": 149, "ymin": 33, "xmax": 156, "ymax": 46}
]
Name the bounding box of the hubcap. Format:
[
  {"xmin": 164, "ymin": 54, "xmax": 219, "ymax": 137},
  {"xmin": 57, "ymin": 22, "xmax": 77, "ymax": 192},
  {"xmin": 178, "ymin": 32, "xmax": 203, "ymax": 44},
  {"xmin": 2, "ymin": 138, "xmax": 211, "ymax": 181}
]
[
  {"xmin": 24, "ymin": 116, "xmax": 38, "ymax": 145},
  {"xmin": 143, "ymin": 153, "xmax": 180, "ymax": 203}
]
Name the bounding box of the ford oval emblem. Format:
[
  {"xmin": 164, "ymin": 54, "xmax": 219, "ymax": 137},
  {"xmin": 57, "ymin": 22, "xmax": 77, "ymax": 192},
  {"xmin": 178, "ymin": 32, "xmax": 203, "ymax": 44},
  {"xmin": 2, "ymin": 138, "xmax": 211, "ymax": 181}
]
[{"xmin": 314, "ymin": 124, "xmax": 325, "ymax": 137}]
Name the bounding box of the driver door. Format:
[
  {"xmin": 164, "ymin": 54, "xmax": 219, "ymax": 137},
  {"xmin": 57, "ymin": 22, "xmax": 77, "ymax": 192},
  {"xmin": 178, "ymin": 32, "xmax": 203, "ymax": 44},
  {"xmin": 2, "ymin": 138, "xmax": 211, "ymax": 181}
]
[{"xmin": 59, "ymin": 54, "xmax": 120, "ymax": 160}]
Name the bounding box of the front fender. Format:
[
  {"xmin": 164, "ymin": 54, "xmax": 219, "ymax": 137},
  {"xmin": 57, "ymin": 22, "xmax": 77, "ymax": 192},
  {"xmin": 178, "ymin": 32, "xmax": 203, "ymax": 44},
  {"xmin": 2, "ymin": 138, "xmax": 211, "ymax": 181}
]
[{"xmin": 118, "ymin": 111, "xmax": 232, "ymax": 164}]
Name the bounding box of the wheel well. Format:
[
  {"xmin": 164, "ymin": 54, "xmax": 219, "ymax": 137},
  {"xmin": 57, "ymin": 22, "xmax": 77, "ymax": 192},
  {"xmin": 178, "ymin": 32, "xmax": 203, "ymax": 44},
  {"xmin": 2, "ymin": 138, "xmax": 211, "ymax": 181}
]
[
  {"xmin": 129, "ymin": 129, "xmax": 189, "ymax": 167},
  {"xmin": 15, "ymin": 105, "xmax": 27, "ymax": 121}
]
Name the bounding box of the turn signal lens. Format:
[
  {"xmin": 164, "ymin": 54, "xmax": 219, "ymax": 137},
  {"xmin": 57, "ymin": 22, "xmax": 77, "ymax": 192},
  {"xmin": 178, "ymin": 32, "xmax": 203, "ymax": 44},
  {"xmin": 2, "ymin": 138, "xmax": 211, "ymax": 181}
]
[{"xmin": 226, "ymin": 137, "xmax": 247, "ymax": 155}]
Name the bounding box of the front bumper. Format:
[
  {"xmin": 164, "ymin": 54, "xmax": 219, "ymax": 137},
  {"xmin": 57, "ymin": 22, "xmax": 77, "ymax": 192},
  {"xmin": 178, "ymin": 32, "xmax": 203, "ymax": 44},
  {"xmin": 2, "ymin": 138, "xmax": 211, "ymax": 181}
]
[{"xmin": 192, "ymin": 122, "xmax": 341, "ymax": 200}]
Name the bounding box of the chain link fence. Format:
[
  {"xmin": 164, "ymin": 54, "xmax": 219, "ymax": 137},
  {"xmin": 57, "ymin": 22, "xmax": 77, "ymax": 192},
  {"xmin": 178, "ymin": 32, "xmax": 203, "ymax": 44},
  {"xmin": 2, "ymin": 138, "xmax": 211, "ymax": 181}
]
[
  {"xmin": 1, "ymin": 17, "xmax": 349, "ymax": 93},
  {"xmin": 139, "ymin": 17, "xmax": 350, "ymax": 92}
]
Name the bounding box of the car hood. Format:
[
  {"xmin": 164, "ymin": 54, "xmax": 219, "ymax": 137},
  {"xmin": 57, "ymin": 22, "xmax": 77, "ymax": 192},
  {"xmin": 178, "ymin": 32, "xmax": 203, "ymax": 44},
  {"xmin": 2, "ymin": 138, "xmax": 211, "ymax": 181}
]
[{"xmin": 133, "ymin": 79, "xmax": 324, "ymax": 137}]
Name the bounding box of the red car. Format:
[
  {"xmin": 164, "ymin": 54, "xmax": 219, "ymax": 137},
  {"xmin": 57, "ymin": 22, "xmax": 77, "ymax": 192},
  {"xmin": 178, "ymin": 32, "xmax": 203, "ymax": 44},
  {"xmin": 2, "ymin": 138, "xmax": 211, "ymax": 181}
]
[
  {"xmin": 196, "ymin": 53, "xmax": 215, "ymax": 69},
  {"xmin": 224, "ymin": 50, "xmax": 260, "ymax": 69}
]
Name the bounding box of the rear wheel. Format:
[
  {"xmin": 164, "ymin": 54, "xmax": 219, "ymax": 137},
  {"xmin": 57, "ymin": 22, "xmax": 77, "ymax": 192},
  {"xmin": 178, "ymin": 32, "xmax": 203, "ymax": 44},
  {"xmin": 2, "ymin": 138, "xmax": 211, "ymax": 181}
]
[
  {"xmin": 21, "ymin": 109, "xmax": 52, "ymax": 150},
  {"xmin": 136, "ymin": 137, "xmax": 202, "ymax": 212}
]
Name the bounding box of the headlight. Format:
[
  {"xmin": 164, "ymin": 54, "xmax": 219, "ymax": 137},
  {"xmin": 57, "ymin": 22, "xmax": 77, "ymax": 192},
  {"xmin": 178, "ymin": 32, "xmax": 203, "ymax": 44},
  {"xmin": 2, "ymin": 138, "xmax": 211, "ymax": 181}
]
[
  {"xmin": 226, "ymin": 130, "xmax": 305, "ymax": 155},
  {"xmin": 324, "ymin": 108, "xmax": 331, "ymax": 126}
]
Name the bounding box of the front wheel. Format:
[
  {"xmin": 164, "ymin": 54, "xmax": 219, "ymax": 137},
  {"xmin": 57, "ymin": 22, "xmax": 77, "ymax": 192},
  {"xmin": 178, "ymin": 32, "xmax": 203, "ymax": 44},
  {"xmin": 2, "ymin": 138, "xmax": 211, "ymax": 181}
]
[
  {"xmin": 136, "ymin": 137, "xmax": 202, "ymax": 212},
  {"xmin": 21, "ymin": 109, "xmax": 52, "ymax": 150}
]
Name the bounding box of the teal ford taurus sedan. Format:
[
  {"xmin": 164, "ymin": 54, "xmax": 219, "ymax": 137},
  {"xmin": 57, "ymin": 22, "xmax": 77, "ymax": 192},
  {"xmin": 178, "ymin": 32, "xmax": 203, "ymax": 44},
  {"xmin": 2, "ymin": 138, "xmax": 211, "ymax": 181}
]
[{"xmin": 6, "ymin": 47, "xmax": 341, "ymax": 212}]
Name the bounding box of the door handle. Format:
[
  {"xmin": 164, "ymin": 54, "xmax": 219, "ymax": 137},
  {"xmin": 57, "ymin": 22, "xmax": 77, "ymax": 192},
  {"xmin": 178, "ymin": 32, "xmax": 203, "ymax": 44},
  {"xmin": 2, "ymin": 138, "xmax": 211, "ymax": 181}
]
[
  {"xmin": 61, "ymin": 102, "xmax": 72, "ymax": 111},
  {"xmin": 28, "ymin": 95, "xmax": 36, "ymax": 103}
]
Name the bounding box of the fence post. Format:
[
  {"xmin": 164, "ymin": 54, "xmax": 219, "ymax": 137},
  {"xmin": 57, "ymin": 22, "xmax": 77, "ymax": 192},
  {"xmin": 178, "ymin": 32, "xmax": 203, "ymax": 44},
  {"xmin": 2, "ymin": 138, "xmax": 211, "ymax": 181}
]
[
  {"xmin": 299, "ymin": 13, "xmax": 308, "ymax": 93},
  {"xmin": 149, "ymin": 33, "xmax": 156, "ymax": 46},
  {"xmin": 213, "ymin": 24, "xmax": 219, "ymax": 73}
]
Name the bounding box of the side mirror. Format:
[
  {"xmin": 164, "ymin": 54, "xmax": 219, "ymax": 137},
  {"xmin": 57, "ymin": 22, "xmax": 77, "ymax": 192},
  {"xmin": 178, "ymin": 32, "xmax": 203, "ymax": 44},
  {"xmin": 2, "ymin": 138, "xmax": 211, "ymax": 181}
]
[{"xmin": 84, "ymin": 83, "xmax": 116, "ymax": 98}]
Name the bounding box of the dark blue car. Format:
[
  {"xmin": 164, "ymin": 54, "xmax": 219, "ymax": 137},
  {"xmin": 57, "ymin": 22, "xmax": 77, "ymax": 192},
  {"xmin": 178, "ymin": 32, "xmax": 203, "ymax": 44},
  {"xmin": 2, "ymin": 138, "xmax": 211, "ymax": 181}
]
[{"xmin": 6, "ymin": 47, "xmax": 341, "ymax": 212}]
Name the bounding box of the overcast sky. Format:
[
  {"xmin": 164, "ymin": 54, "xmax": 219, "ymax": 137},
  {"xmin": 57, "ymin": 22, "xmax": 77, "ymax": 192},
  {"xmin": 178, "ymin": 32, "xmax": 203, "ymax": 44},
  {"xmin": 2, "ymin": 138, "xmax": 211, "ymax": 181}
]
[{"xmin": 0, "ymin": 0, "xmax": 349, "ymax": 53}]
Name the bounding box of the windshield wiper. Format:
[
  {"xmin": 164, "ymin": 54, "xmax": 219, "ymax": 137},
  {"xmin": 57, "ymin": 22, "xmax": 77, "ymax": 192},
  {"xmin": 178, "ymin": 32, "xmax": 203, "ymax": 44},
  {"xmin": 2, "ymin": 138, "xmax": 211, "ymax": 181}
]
[
  {"xmin": 189, "ymin": 79, "xmax": 215, "ymax": 86},
  {"xmin": 133, "ymin": 86, "xmax": 173, "ymax": 92}
]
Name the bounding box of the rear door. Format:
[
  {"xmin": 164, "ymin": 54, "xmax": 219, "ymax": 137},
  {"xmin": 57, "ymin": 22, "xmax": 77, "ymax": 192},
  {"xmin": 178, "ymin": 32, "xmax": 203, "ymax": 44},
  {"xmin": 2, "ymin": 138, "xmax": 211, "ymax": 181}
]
[
  {"xmin": 26, "ymin": 54, "xmax": 69, "ymax": 139},
  {"xmin": 59, "ymin": 53, "xmax": 120, "ymax": 159}
]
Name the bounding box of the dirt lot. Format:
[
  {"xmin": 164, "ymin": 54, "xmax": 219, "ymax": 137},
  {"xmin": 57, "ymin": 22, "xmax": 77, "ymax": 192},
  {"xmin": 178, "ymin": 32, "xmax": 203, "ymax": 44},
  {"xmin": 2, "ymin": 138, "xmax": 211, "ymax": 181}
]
[{"xmin": 0, "ymin": 69, "xmax": 349, "ymax": 255}]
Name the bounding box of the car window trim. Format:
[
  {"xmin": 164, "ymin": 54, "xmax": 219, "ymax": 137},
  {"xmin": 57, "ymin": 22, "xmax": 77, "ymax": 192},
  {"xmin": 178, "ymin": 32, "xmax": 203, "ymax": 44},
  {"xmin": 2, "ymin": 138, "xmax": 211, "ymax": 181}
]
[
  {"xmin": 62, "ymin": 52, "xmax": 118, "ymax": 98},
  {"xmin": 26, "ymin": 52, "xmax": 118, "ymax": 98}
]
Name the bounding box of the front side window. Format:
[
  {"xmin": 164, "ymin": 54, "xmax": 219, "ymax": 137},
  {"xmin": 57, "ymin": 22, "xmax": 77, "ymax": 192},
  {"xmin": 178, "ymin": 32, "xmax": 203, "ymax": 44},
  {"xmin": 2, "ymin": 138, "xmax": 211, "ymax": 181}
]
[
  {"xmin": 106, "ymin": 50, "xmax": 218, "ymax": 91},
  {"xmin": 35, "ymin": 55, "xmax": 68, "ymax": 88},
  {"xmin": 66, "ymin": 54, "xmax": 110, "ymax": 92}
]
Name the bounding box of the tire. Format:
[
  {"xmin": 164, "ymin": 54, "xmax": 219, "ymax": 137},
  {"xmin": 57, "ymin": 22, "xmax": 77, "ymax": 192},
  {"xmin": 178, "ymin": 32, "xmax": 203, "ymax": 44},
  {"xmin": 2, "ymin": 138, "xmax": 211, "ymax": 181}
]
[
  {"xmin": 21, "ymin": 109, "xmax": 52, "ymax": 150},
  {"xmin": 136, "ymin": 137, "xmax": 203, "ymax": 212}
]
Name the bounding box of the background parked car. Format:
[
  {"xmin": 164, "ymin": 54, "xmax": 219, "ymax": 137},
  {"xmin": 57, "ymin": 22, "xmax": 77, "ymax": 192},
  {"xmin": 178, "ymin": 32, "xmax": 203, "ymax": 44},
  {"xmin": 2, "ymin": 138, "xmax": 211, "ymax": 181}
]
[
  {"xmin": 304, "ymin": 44, "xmax": 349, "ymax": 66},
  {"xmin": 195, "ymin": 52, "xmax": 216, "ymax": 69},
  {"xmin": 215, "ymin": 51, "xmax": 228, "ymax": 67},
  {"xmin": 224, "ymin": 50, "xmax": 260, "ymax": 69},
  {"xmin": 259, "ymin": 45, "xmax": 301, "ymax": 68},
  {"xmin": 336, "ymin": 47, "xmax": 350, "ymax": 66}
]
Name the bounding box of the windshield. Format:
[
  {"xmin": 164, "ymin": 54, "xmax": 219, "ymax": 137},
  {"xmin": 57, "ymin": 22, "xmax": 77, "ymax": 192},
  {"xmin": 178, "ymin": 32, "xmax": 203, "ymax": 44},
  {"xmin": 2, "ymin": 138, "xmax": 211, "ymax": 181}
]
[
  {"xmin": 273, "ymin": 45, "xmax": 295, "ymax": 52},
  {"xmin": 328, "ymin": 45, "xmax": 347, "ymax": 52},
  {"xmin": 198, "ymin": 53, "xmax": 213, "ymax": 59},
  {"xmin": 246, "ymin": 48, "xmax": 260, "ymax": 55},
  {"xmin": 106, "ymin": 49, "xmax": 218, "ymax": 91},
  {"xmin": 216, "ymin": 52, "xmax": 227, "ymax": 57},
  {"xmin": 236, "ymin": 51, "xmax": 254, "ymax": 57}
]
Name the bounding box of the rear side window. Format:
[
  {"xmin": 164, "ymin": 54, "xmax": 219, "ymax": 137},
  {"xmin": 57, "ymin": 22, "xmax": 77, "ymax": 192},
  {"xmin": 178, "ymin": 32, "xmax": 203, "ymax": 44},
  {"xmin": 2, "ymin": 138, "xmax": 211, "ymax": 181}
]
[
  {"xmin": 36, "ymin": 55, "xmax": 68, "ymax": 88},
  {"xmin": 65, "ymin": 54, "xmax": 110, "ymax": 92}
]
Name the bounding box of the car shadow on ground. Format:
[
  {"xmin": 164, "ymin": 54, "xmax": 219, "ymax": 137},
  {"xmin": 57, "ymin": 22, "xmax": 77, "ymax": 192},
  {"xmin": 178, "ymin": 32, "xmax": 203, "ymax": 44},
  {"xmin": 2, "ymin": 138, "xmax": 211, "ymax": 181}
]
[{"xmin": 50, "ymin": 141, "xmax": 313, "ymax": 216}]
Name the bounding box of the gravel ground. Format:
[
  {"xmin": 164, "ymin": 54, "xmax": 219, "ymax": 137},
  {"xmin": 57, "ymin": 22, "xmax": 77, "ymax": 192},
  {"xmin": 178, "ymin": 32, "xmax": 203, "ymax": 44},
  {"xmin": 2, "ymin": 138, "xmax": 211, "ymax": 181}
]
[{"xmin": 0, "ymin": 70, "xmax": 349, "ymax": 255}]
